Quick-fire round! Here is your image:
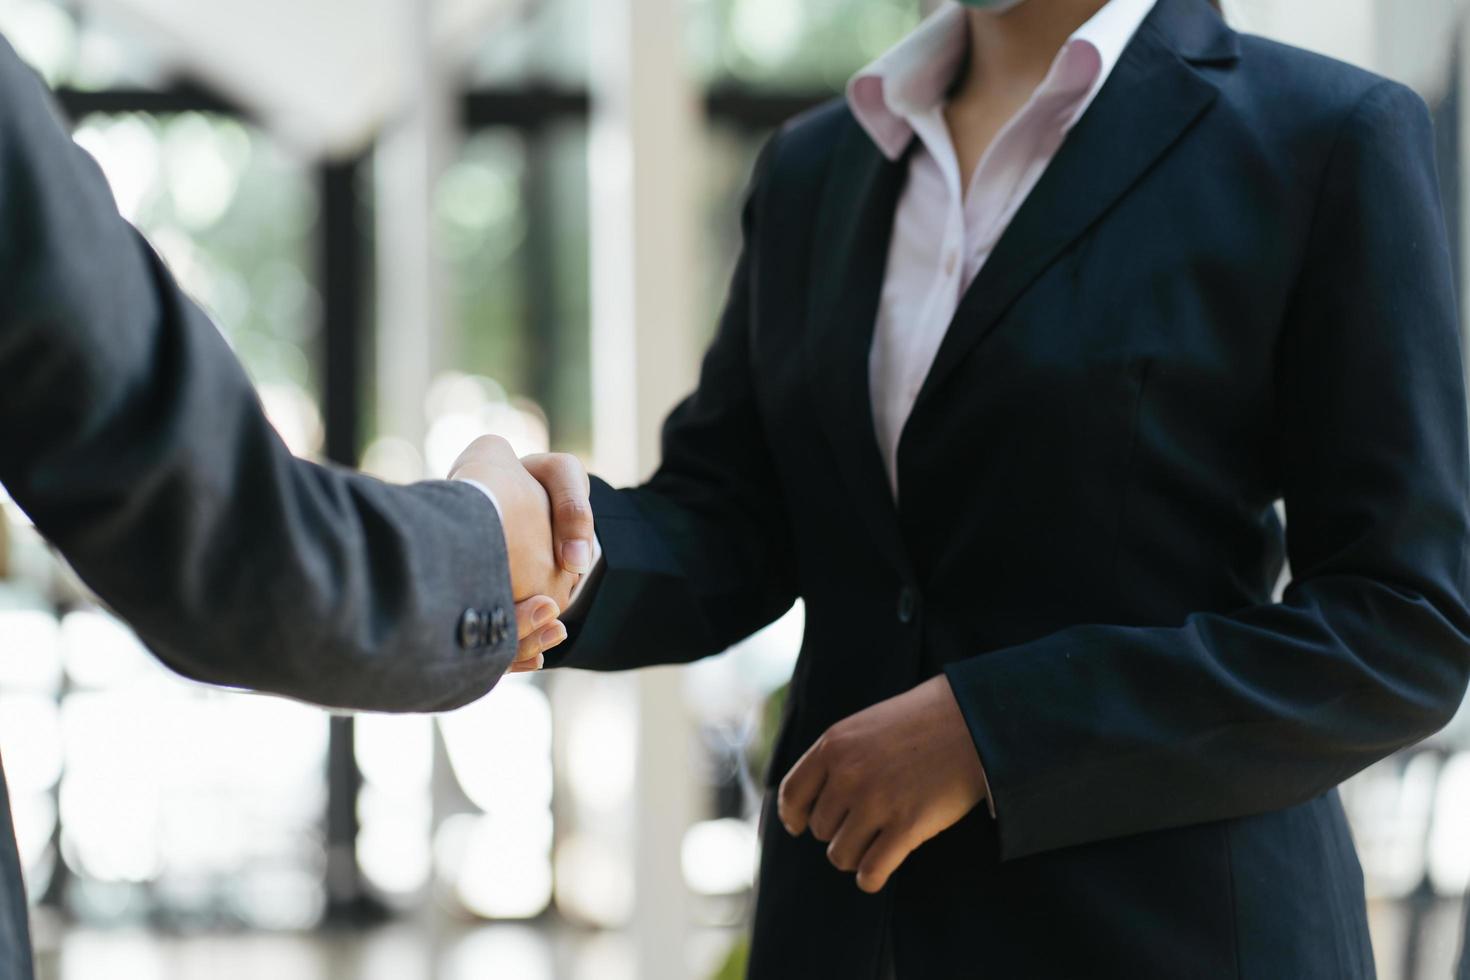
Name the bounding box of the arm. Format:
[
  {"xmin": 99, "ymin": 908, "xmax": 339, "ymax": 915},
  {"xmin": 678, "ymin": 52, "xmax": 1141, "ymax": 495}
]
[
  {"xmin": 782, "ymin": 81, "xmax": 1470, "ymax": 887},
  {"xmin": 547, "ymin": 137, "xmax": 799, "ymax": 671},
  {"xmin": 0, "ymin": 37, "xmax": 566, "ymax": 712}
]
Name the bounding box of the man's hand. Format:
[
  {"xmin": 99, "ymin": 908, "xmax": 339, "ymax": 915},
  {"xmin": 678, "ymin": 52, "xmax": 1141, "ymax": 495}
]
[
  {"xmin": 510, "ymin": 595, "xmax": 569, "ymax": 673},
  {"xmin": 777, "ymin": 675, "xmax": 988, "ymax": 894},
  {"xmin": 448, "ymin": 436, "xmax": 589, "ymax": 608}
]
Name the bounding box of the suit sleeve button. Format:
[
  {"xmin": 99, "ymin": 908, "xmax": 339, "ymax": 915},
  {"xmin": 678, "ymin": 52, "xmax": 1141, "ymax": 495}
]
[{"xmin": 458, "ymin": 608, "xmax": 485, "ymax": 649}]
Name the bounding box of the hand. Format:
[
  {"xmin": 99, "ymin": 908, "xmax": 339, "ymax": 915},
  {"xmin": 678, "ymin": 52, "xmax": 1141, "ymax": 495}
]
[
  {"xmin": 510, "ymin": 595, "xmax": 569, "ymax": 673},
  {"xmin": 448, "ymin": 436, "xmax": 587, "ymax": 607},
  {"xmin": 777, "ymin": 675, "xmax": 988, "ymax": 894},
  {"xmin": 521, "ymin": 453, "xmax": 595, "ymax": 577}
]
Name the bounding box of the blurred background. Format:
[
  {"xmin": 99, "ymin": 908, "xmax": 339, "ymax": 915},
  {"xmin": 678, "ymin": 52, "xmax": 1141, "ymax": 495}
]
[{"xmin": 0, "ymin": 0, "xmax": 1467, "ymax": 977}]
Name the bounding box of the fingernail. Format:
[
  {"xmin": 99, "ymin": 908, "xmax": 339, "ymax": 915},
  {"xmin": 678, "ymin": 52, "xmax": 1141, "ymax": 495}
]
[
  {"xmin": 533, "ymin": 602, "xmax": 557, "ymax": 628},
  {"xmin": 538, "ymin": 621, "xmax": 568, "ymax": 650},
  {"xmin": 561, "ymin": 539, "xmax": 592, "ymax": 574},
  {"xmin": 531, "ymin": 653, "xmax": 545, "ymax": 671}
]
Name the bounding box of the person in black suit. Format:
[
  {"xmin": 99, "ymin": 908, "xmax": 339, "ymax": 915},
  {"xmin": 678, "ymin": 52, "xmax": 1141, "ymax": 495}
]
[
  {"xmin": 542, "ymin": 0, "xmax": 1470, "ymax": 975},
  {"xmin": 0, "ymin": 34, "xmax": 592, "ymax": 980}
]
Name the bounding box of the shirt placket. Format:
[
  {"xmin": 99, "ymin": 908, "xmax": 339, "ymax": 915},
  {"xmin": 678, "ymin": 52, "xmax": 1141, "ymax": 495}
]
[{"xmin": 909, "ymin": 109, "xmax": 969, "ymax": 332}]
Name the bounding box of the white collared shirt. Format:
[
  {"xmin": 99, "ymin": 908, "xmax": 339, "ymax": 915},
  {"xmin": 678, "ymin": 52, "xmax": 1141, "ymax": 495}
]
[{"xmin": 848, "ymin": 0, "xmax": 1158, "ymax": 497}]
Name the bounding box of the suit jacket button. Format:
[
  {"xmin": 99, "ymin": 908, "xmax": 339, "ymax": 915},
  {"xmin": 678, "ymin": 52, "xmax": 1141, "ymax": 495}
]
[
  {"xmin": 488, "ymin": 607, "xmax": 508, "ymax": 646},
  {"xmin": 897, "ymin": 587, "xmax": 919, "ymax": 625},
  {"xmin": 458, "ymin": 608, "xmax": 485, "ymax": 649}
]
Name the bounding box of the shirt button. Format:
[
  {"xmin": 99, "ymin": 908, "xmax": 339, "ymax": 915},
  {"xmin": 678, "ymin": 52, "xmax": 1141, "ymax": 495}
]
[
  {"xmin": 944, "ymin": 253, "xmax": 958, "ymax": 276},
  {"xmin": 458, "ymin": 608, "xmax": 485, "ymax": 650},
  {"xmin": 897, "ymin": 587, "xmax": 920, "ymax": 625}
]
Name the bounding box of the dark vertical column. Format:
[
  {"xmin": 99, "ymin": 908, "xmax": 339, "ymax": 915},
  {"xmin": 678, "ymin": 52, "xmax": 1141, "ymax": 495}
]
[
  {"xmin": 521, "ymin": 122, "xmax": 561, "ymax": 441},
  {"xmin": 322, "ymin": 155, "xmax": 366, "ymax": 467},
  {"xmin": 1456, "ymin": 889, "xmax": 1469, "ymax": 980},
  {"xmin": 316, "ymin": 152, "xmax": 384, "ymax": 925}
]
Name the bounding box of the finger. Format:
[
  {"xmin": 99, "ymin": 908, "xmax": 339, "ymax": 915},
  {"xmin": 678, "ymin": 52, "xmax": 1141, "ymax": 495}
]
[
  {"xmin": 515, "ymin": 597, "xmax": 560, "ymax": 641},
  {"xmin": 807, "ymin": 782, "xmax": 849, "ymax": 843},
  {"xmin": 855, "ymin": 828, "xmax": 914, "ymax": 894},
  {"xmin": 825, "ymin": 812, "xmax": 881, "ymax": 873},
  {"xmin": 538, "ymin": 620, "xmax": 568, "ymax": 652},
  {"xmin": 523, "ymin": 453, "xmax": 594, "ymax": 574},
  {"xmin": 510, "ymin": 621, "xmax": 567, "ymax": 673},
  {"xmin": 777, "ymin": 744, "xmax": 828, "ymax": 836},
  {"xmin": 448, "ymin": 434, "xmax": 516, "ymax": 479}
]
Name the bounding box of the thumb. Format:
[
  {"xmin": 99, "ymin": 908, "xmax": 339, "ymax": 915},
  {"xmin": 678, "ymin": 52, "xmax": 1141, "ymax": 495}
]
[{"xmin": 522, "ymin": 452, "xmax": 594, "ymax": 574}]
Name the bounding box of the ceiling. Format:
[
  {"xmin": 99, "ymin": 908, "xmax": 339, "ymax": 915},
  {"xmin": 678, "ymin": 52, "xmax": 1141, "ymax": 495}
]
[{"xmin": 76, "ymin": 0, "xmax": 521, "ymax": 157}]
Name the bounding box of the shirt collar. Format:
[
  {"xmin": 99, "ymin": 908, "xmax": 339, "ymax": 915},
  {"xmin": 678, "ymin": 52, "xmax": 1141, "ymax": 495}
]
[{"xmin": 847, "ymin": 0, "xmax": 1160, "ymax": 161}]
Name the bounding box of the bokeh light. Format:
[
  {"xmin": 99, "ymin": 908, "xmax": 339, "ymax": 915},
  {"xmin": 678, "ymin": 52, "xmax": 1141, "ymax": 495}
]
[{"xmin": 681, "ymin": 818, "xmax": 757, "ymax": 896}]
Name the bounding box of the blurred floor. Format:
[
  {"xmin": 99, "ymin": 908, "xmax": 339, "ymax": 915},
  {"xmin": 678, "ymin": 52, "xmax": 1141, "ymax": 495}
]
[
  {"xmin": 22, "ymin": 905, "xmax": 1470, "ymax": 980},
  {"xmin": 31, "ymin": 917, "xmax": 744, "ymax": 980},
  {"xmin": 25, "ymin": 901, "xmax": 1467, "ymax": 980}
]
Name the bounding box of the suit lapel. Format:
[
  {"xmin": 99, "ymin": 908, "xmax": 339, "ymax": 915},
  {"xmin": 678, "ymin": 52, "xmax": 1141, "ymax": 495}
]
[
  {"xmin": 802, "ymin": 122, "xmax": 914, "ymax": 578},
  {"xmin": 908, "ymin": 1, "xmax": 1236, "ymax": 422},
  {"xmin": 799, "ymin": 0, "xmax": 1237, "ymax": 574}
]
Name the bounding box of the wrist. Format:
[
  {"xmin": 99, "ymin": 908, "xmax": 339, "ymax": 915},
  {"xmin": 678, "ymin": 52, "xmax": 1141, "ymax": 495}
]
[
  {"xmin": 929, "ymin": 675, "xmax": 989, "ymax": 801},
  {"xmin": 455, "ymin": 477, "xmax": 505, "ymax": 522}
]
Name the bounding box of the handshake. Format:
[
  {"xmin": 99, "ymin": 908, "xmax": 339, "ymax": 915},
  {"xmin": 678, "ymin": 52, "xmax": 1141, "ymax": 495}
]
[{"xmin": 447, "ymin": 435, "xmax": 595, "ymax": 673}]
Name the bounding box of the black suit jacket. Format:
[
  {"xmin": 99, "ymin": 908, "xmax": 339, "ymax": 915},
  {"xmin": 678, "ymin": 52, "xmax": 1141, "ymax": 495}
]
[
  {"xmin": 0, "ymin": 37, "xmax": 518, "ymax": 977},
  {"xmin": 553, "ymin": 1, "xmax": 1470, "ymax": 976}
]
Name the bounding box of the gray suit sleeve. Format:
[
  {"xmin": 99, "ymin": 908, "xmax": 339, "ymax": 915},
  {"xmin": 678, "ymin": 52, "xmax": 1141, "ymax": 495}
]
[{"xmin": 0, "ymin": 36, "xmax": 517, "ymax": 713}]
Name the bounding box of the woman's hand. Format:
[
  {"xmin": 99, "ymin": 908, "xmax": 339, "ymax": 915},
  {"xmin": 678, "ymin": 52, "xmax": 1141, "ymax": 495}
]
[
  {"xmin": 448, "ymin": 436, "xmax": 588, "ymax": 608},
  {"xmin": 777, "ymin": 675, "xmax": 989, "ymax": 893},
  {"xmin": 510, "ymin": 595, "xmax": 568, "ymax": 673},
  {"xmin": 520, "ymin": 452, "xmax": 595, "ymax": 578}
]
